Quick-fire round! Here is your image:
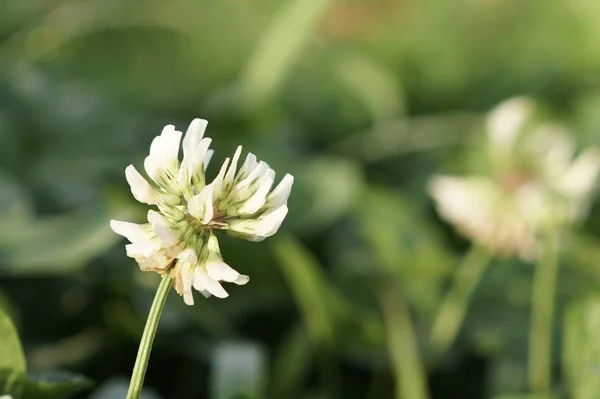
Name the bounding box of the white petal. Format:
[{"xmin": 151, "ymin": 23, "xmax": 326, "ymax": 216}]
[
  {"xmin": 237, "ymin": 153, "xmax": 258, "ymax": 181},
  {"xmin": 126, "ymin": 240, "xmax": 160, "ymax": 258},
  {"xmin": 193, "ymin": 268, "xmax": 229, "ymax": 298},
  {"xmin": 188, "ymin": 270, "xmax": 211, "ymax": 297},
  {"xmin": 206, "ymin": 234, "xmax": 222, "ymax": 254},
  {"xmin": 179, "ymin": 138, "xmax": 212, "ymax": 187},
  {"xmin": 237, "ymin": 170, "xmax": 275, "ymax": 215},
  {"xmin": 144, "ymin": 125, "xmax": 182, "ymax": 182},
  {"xmin": 228, "ymin": 205, "xmax": 289, "ymax": 241},
  {"xmin": 147, "ymin": 210, "xmax": 178, "ymax": 246},
  {"xmin": 177, "ymin": 247, "xmax": 198, "ymax": 264},
  {"xmin": 255, "ymin": 205, "xmax": 289, "ymax": 237},
  {"xmin": 560, "ymin": 148, "xmax": 600, "ymax": 198},
  {"xmin": 528, "ymin": 126, "xmax": 574, "ymax": 173},
  {"xmin": 239, "ymin": 161, "xmax": 270, "ymax": 189},
  {"xmin": 183, "ymin": 291, "xmax": 194, "ymax": 305},
  {"xmin": 204, "ymin": 149, "xmax": 214, "ymax": 169},
  {"xmin": 206, "ymin": 258, "xmax": 242, "ymax": 282},
  {"xmin": 159, "ymin": 125, "xmax": 183, "ymax": 165},
  {"xmin": 147, "ymin": 209, "xmax": 170, "ymax": 226},
  {"xmin": 138, "ymin": 251, "xmax": 172, "ymax": 271},
  {"xmin": 191, "ymin": 138, "xmax": 213, "ymax": 173},
  {"xmin": 233, "ymin": 274, "xmax": 250, "ymax": 285},
  {"xmin": 212, "ymin": 157, "xmax": 230, "ymax": 198},
  {"xmin": 265, "ymin": 174, "xmax": 294, "ymax": 209},
  {"xmin": 144, "ymin": 145, "xmax": 163, "ymax": 182},
  {"xmin": 224, "ymin": 146, "xmax": 243, "ymax": 187},
  {"xmin": 125, "ymin": 165, "xmax": 159, "ymax": 205},
  {"xmin": 179, "ymin": 262, "xmax": 196, "ymax": 305},
  {"xmin": 188, "ymin": 184, "xmax": 214, "ymax": 224},
  {"xmin": 182, "ymin": 118, "xmax": 208, "ymax": 160},
  {"xmin": 110, "ymin": 220, "xmax": 152, "ymax": 243},
  {"xmin": 486, "ymin": 97, "xmax": 533, "ymax": 151}
]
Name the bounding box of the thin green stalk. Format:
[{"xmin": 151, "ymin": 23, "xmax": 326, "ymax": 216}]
[
  {"xmin": 126, "ymin": 274, "xmax": 173, "ymax": 399},
  {"xmin": 528, "ymin": 231, "xmax": 560, "ymax": 395},
  {"xmin": 430, "ymin": 245, "xmax": 491, "ymax": 356},
  {"xmin": 378, "ymin": 283, "xmax": 429, "ymax": 399}
]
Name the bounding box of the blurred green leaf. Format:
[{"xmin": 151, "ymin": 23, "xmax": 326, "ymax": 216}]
[
  {"xmin": 238, "ymin": 0, "xmax": 334, "ymax": 107},
  {"xmin": 211, "ymin": 342, "xmax": 266, "ymax": 399},
  {"xmin": 22, "ymin": 371, "xmax": 92, "ymax": 399},
  {"xmin": 335, "ymin": 112, "xmax": 478, "ymax": 162},
  {"xmin": 294, "ymin": 157, "xmax": 363, "ymax": 235},
  {"xmin": 333, "ymin": 52, "xmax": 404, "ymax": 122},
  {"xmin": 0, "ymin": 308, "xmax": 26, "ymax": 397},
  {"xmin": 270, "ymin": 325, "xmax": 313, "ymax": 397},
  {"xmin": 376, "ymin": 284, "xmax": 429, "ymax": 399},
  {"xmin": 272, "ymin": 235, "xmax": 336, "ymax": 345},
  {"xmin": 352, "ymin": 187, "xmax": 451, "ymax": 316},
  {"xmin": 563, "ymin": 296, "xmax": 600, "ymax": 399},
  {"xmin": 0, "ymin": 308, "xmax": 26, "ymax": 374},
  {"xmin": 488, "ymin": 357, "xmax": 527, "ymax": 397},
  {"xmin": 0, "ymin": 210, "xmax": 126, "ymax": 275}
]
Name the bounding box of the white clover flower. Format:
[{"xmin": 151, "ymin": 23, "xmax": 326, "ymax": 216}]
[
  {"xmin": 111, "ymin": 119, "xmax": 293, "ymax": 304},
  {"xmin": 429, "ymin": 97, "xmax": 600, "ymax": 260}
]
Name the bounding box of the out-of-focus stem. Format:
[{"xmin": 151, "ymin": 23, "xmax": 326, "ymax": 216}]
[
  {"xmin": 430, "ymin": 245, "xmax": 491, "ymax": 356},
  {"xmin": 378, "ymin": 283, "xmax": 430, "ymax": 399},
  {"xmin": 528, "ymin": 231, "xmax": 560, "ymax": 395}
]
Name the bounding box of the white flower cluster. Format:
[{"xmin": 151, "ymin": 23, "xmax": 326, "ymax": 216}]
[
  {"xmin": 429, "ymin": 97, "xmax": 600, "ymax": 260},
  {"xmin": 111, "ymin": 119, "xmax": 293, "ymax": 304}
]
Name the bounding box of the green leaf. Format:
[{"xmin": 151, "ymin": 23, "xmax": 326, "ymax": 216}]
[
  {"xmin": 0, "ymin": 210, "xmax": 126, "ymax": 275},
  {"xmin": 333, "ymin": 52, "xmax": 404, "ymax": 122},
  {"xmin": 22, "ymin": 371, "xmax": 93, "ymax": 399},
  {"xmin": 0, "ymin": 308, "xmax": 26, "ymax": 397},
  {"xmin": 293, "ymin": 157, "xmax": 363, "ymax": 235},
  {"xmin": 0, "ymin": 369, "xmax": 26, "ymax": 399},
  {"xmin": 238, "ymin": 0, "xmax": 334, "ymax": 107},
  {"xmin": 272, "ymin": 235, "xmax": 337, "ymax": 345},
  {"xmin": 210, "ymin": 342, "xmax": 266, "ymax": 399},
  {"xmin": 0, "ymin": 308, "xmax": 26, "ymax": 373},
  {"xmin": 270, "ymin": 325, "xmax": 313, "ymax": 397},
  {"xmin": 352, "ymin": 187, "xmax": 452, "ymax": 315},
  {"xmin": 563, "ymin": 296, "xmax": 600, "ymax": 399}
]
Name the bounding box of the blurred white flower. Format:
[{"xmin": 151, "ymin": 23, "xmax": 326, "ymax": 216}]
[
  {"xmin": 111, "ymin": 119, "xmax": 293, "ymax": 304},
  {"xmin": 0, "ymin": 396, "xmax": 13, "ymax": 399},
  {"xmin": 429, "ymin": 97, "xmax": 600, "ymax": 259}
]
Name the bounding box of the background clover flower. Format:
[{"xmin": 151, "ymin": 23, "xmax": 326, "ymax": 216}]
[
  {"xmin": 110, "ymin": 118, "xmax": 293, "ymax": 305},
  {"xmin": 428, "ymin": 97, "xmax": 600, "ymax": 260}
]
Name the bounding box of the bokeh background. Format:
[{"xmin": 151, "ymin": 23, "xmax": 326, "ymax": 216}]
[{"xmin": 2, "ymin": 0, "xmax": 600, "ymax": 398}]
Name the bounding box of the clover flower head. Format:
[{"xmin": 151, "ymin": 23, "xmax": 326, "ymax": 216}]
[
  {"xmin": 429, "ymin": 97, "xmax": 600, "ymax": 260},
  {"xmin": 111, "ymin": 119, "xmax": 293, "ymax": 304}
]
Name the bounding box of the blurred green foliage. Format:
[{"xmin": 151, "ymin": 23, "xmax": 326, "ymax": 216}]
[{"xmin": 2, "ymin": 0, "xmax": 600, "ymax": 398}]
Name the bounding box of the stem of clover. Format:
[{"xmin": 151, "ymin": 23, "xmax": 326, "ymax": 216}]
[
  {"xmin": 126, "ymin": 272, "xmax": 173, "ymax": 399},
  {"xmin": 528, "ymin": 229, "xmax": 560, "ymax": 395},
  {"xmin": 429, "ymin": 245, "xmax": 491, "ymax": 357}
]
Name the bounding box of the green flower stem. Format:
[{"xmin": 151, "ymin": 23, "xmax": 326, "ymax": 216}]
[
  {"xmin": 126, "ymin": 273, "xmax": 173, "ymax": 399},
  {"xmin": 430, "ymin": 245, "xmax": 491, "ymax": 356},
  {"xmin": 378, "ymin": 283, "xmax": 430, "ymax": 399},
  {"xmin": 528, "ymin": 231, "xmax": 560, "ymax": 395}
]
